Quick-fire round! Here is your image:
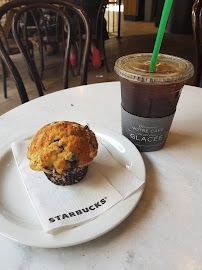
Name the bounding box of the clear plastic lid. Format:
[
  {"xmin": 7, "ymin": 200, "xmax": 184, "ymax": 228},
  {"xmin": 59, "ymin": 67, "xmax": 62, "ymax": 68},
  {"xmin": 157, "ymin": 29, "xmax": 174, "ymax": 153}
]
[{"xmin": 114, "ymin": 53, "xmax": 194, "ymax": 84}]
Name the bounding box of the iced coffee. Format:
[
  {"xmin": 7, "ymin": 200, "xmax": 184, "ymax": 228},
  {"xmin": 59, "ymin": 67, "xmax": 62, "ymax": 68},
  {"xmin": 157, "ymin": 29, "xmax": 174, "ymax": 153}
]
[{"xmin": 115, "ymin": 53, "xmax": 194, "ymax": 152}]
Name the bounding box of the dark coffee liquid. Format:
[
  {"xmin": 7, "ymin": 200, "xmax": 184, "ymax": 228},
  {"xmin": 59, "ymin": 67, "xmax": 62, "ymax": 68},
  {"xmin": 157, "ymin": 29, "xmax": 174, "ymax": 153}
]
[
  {"xmin": 116, "ymin": 53, "xmax": 193, "ymax": 151},
  {"xmin": 120, "ymin": 77, "xmax": 184, "ymax": 118}
]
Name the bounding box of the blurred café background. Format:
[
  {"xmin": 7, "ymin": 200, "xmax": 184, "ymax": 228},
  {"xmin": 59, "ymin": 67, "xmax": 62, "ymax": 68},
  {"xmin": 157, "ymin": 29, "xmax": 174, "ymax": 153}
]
[{"xmin": 0, "ymin": 0, "xmax": 200, "ymax": 115}]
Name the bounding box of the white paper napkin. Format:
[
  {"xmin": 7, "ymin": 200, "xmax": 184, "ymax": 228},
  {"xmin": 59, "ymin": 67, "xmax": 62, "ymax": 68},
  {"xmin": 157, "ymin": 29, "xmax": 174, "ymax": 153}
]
[{"xmin": 11, "ymin": 140, "xmax": 145, "ymax": 234}]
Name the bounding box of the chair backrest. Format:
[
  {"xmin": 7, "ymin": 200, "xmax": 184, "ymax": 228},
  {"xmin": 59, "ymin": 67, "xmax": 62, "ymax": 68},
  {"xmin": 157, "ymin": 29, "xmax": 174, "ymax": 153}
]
[
  {"xmin": 0, "ymin": 0, "xmax": 90, "ymax": 103},
  {"xmin": 192, "ymin": 0, "xmax": 202, "ymax": 87},
  {"xmin": 94, "ymin": 0, "xmax": 107, "ymax": 41}
]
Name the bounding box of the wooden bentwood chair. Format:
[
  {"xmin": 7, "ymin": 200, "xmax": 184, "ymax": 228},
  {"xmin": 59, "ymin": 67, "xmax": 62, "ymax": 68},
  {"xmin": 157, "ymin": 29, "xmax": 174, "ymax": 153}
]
[
  {"xmin": 70, "ymin": 0, "xmax": 109, "ymax": 77},
  {"xmin": 0, "ymin": 19, "xmax": 34, "ymax": 99},
  {"xmin": 94, "ymin": 0, "xmax": 109, "ymax": 72},
  {"xmin": 192, "ymin": 0, "xmax": 202, "ymax": 87},
  {"xmin": 0, "ymin": 0, "xmax": 90, "ymax": 103}
]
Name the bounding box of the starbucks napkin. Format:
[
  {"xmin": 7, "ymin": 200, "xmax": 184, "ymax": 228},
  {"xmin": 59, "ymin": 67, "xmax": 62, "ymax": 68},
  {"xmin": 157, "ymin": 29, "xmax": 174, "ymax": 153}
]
[{"xmin": 11, "ymin": 140, "xmax": 144, "ymax": 234}]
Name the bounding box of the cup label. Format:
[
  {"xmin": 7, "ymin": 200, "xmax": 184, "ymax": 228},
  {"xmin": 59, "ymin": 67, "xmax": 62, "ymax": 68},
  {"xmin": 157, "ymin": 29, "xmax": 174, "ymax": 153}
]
[{"xmin": 121, "ymin": 107, "xmax": 175, "ymax": 152}]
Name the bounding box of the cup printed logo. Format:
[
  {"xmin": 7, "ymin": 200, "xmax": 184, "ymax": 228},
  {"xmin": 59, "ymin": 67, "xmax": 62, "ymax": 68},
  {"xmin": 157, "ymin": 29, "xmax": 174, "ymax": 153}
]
[
  {"xmin": 121, "ymin": 107, "xmax": 175, "ymax": 151},
  {"xmin": 129, "ymin": 124, "xmax": 168, "ymax": 144}
]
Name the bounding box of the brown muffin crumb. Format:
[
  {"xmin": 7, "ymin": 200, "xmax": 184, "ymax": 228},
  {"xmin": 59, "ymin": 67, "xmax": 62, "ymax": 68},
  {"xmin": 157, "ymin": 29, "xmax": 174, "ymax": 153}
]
[{"xmin": 26, "ymin": 121, "xmax": 98, "ymax": 175}]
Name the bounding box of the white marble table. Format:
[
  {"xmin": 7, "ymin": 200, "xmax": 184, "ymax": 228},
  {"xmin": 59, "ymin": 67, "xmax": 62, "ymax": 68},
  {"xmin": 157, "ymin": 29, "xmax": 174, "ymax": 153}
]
[{"xmin": 0, "ymin": 82, "xmax": 201, "ymax": 269}]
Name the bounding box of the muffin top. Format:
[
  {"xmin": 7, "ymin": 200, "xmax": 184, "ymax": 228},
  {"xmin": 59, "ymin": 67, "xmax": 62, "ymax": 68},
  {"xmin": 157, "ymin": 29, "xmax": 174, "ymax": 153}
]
[{"xmin": 27, "ymin": 121, "xmax": 98, "ymax": 174}]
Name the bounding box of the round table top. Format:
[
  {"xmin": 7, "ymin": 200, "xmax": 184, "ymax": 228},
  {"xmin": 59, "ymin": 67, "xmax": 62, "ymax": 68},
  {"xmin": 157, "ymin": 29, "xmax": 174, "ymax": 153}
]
[{"xmin": 0, "ymin": 81, "xmax": 202, "ymax": 269}]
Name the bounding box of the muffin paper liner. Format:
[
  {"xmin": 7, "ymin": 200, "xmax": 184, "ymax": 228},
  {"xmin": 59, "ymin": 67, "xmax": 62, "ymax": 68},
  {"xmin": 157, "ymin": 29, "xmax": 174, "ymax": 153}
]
[{"xmin": 45, "ymin": 166, "xmax": 88, "ymax": 186}]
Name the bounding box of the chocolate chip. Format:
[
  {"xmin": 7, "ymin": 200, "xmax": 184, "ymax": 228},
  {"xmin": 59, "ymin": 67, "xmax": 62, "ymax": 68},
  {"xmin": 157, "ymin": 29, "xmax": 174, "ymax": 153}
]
[
  {"xmin": 58, "ymin": 145, "xmax": 64, "ymax": 151},
  {"xmin": 70, "ymin": 160, "xmax": 78, "ymax": 169},
  {"xmin": 69, "ymin": 153, "xmax": 76, "ymax": 161},
  {"xmin": 84, "ymin": 125, "xmax": 89, "ymax": 130},
  {"xmin": 65, "ymin": 159, "xmax": 78, "ymax": 170}
]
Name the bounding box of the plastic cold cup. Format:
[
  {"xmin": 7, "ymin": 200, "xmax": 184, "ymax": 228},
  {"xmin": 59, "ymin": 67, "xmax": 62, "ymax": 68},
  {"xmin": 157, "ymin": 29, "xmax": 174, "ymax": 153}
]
[{"xmin": 114, "ymin": 53, "xmax": 194, "ymax": 152}]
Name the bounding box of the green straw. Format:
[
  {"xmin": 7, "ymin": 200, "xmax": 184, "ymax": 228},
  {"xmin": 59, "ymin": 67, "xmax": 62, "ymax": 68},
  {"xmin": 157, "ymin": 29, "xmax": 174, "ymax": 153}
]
[{"xmin": 149, "ymin": 0, "xmax": 173, "ymax": 72}]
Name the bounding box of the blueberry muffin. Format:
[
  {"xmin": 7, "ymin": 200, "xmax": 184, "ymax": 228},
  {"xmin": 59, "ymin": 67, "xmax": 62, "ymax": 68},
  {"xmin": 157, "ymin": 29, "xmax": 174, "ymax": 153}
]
[{"xmin": 26, "ymin": 121, "xmax": 98, "ymax": 185}]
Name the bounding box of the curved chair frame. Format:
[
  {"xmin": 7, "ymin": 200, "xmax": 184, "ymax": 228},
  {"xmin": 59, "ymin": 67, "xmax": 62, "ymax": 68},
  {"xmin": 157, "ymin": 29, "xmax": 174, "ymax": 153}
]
[
  {"xmin": 13, "ymin": 3, "xmax": 71, "ymax": 89},
  {"xmin": 0, "ymin": 0, "xmax": 90, "ymax": 103},
  {"xmin": 95, "ymin": 0, "xmax": 109, "ymax": 72},
  {"xmin": 192, "ymin": 0, "xmax": 202, "ymax": 87},
  {"xmin": 73, "ymin": 0, "xmax": 109, "ymax": 75}
]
